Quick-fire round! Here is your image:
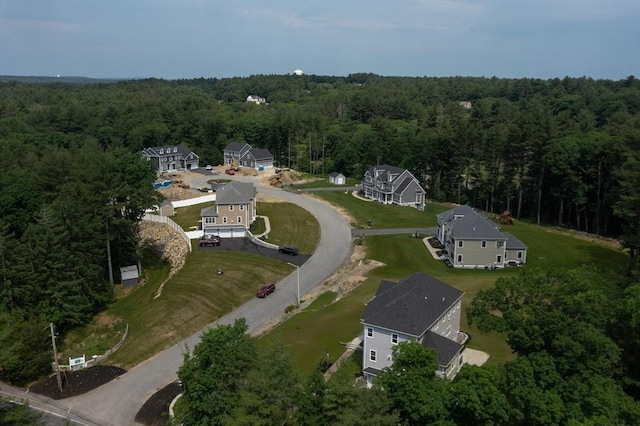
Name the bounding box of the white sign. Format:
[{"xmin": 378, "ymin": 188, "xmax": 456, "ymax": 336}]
[{"xmin": 69, "ymin": 355, "xmax": 86, "ymax": 367}]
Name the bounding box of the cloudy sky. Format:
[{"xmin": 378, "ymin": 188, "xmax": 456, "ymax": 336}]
[{"xmin": 1, "ymin": 0, "xmax": 638, "ymax": 80}]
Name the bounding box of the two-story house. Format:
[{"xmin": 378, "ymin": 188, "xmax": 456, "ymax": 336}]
[
  {"xmin": 362, "ymin": 273, "xmax": 466, "ymax": 387},
  {"xmin": 141, "ymin": 145, "xmax": 199, "ymax": 173},
  {"xmin": 223, "ymin": 142, "xmax": 274, "ymax": 170},
  {"xmin": 436, "ymin": 205, "xmax": 528, "ymax": 269},
  {"xmin": 362, "ymin": 164, "xmax": 425, "ymax": 210},
  {"xmin": 200, "ymin": 181, "xmax": 257, "ymax": 238}
]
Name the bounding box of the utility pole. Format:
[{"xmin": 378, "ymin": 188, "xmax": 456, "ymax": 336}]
[{"xmin": 49, "ymin": 323, "xmax": 63, "ymax": 392}]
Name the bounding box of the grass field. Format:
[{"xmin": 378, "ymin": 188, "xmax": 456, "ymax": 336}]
[
  {"xmin": 172, "ymin": 201, "xmax": 214, "ymax": 230},
  {"xmin": 256, "ymin": 202, "xmax": 319, "ymax": 253},
  {"xmin": 290, "ymin": 176, "xmax": 362, "ymax": 189},
  {"xmin": 313, "ymin": 191, "xmax": 450, "ymax": 228}
]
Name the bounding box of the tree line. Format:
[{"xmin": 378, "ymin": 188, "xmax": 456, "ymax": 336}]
[{"xmin": 178, "ymin": 267, "xmax": 639, "ymax": 425}]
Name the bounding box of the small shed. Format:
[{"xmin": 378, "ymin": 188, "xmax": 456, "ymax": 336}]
[
  {"xmin": 329, "ymin": 172, "xmax": 346, "ymax": 185},
  {"xmin": 120, "ymin": 265, "xmax": 139, "ymax": 288},
  {"xmin": 159, "ymin": 200, "xmax": 174, "ymax": 216}
]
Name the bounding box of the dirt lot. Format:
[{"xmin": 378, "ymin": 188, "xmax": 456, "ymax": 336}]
[{"xmin": 28, "ymin": 365, "xmax": 126, "ymax": 400}]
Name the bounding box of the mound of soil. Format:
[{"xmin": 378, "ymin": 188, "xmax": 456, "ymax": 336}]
[
  {"xmin": 135, "ymin": 382, "xmax": 181, "ymax": 426},
  {"xmin": 28, "ymin": 365, "xmax": 126, "ymax": 400}
]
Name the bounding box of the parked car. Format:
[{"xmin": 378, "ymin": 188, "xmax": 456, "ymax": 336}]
[
  {"xmin": 278, "ymin": 246, "xmax": 299, "ymax": 256},
  {"xmin": 256, "ymin": 283, "xmax": 276, "ymax": 298},
  {"xmin": 199, "ymin": 235, "xmax": 221, "ymax": 247},
  {"xmin": 205, "ymin": 165, "xmax": 213, "ymax": 170},
  {"xmin": 225, "ymin": 169, "xmax": 235, "ymax": 175}
]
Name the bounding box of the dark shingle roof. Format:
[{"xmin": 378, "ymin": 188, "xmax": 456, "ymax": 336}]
[
  {"xmin": 224, "ymin": 142, "xmax": 250, "ymax": 153},
  {"xmin": 503, "ymin": 232, "xmax": 528, "ymax": 250},
  {"xmin": 200, "ymin": 206, "xmax": 217, "ymax": 217},
  {"xmin": 422, "ymin": 331, "xmax": 464, "ymax": 366},
  {"xmin": 362, "ymin": 273, "xmax": 463, "ymax": 337},
  {"xmin": 248, "ymin": 148, "xmax": 273, "ymax": 160}
]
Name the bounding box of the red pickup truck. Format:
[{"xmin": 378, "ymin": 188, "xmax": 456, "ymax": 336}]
[{"xmin": 256, "ymin": 283, "xmax": 276, "ymax": 298}]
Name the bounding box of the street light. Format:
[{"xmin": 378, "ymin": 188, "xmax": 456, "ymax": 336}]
[{"xmin": 287, "ymin": 262, "xmax": 300, "ymax": 305}]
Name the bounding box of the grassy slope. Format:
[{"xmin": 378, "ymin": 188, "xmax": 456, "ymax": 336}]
[{"xmin": 256, "ymin": 202, "xmax": 319, "ymax": 253}]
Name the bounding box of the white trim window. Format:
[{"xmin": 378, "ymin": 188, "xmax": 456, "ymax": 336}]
[
  {"xmin": 229, "ymin": 205, "xmax": 234, "ymax": 211},
  {"xmin": 457, "ymin": 254, "xmax": 463, "ymax": 263},
  {"xmin": 457, "ymin": 240, "xmax": 463, "ymax": 248},
  {"xmin": 391, "ymin": 333, "xmax": 398, "ymax": 345},
  {"xmin": 481, "ymin": 240, "xmax": 487, "ymax": 248},
  {"xmin": 240, "ymin": 204, "xmax": 245, "ymax": 211},
  {"xmin": 223, "ymin": 217, "xmax": 228, "ymax": 224},
  {"xmin": 496, "ymin": 254, "xmax": 502, "ymax": 263},
  {"xmin": 237, "ymin": 216, "xmax": 242, "ymax": 223},
  {"xmin": 517, "ymin": 251, "xmax": 523, "ymax": 259},
  {"xmin": 367, "ymin": 327, "xmax": 374, "ymax": 338},
  {"xmin": 370, "ymin": 350, "xmax": 377, "ymax": 362},
  {"xmin": 204, "ymin": 217, "xmax": 216, "ymax": 224}
]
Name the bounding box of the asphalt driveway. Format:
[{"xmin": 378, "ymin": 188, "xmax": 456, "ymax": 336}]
[{"xmin": 198, "ymin": 238, "xmax": 309, "ymax": 266}]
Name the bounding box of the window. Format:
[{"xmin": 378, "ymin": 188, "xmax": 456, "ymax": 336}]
[
  {"xmin": 391, "ymin": 334, "xmax": 398, "ymax": 344},
  {"xmin": 481, "ymin": 240, "xmax": 487, "ymax": 248},
  {"xmin": 445, "ymin": 325, "xmax": 452, "ymax": 336},
  {"xmin": 457, "ymin": 254, "xmax": 463, "ymax": 263},
  {"xmin": 204, "ymin": 217, "xmax": 216, "ymax": 224},
  {"xmin": 387, "ymin": 354, "xmax": 393, "ymax": 361},
  {"xmin": 457, "ymin": 240, "xmax": 463, "ymax": 248},
  {"xmin": 496, "ymin": 255, "xmax": 502, "ymax": 263},
  {"xmin": 223, "ymin": 217, "xmax": 228, "ymax": 224},
  {"xmin": 239, "ymin": 204, "xmax": 245, "ymax": 211},
  {"xmin": 497, "ymin": 241, "xmax": 504, "ymax": 248},
  {"xmin": 370, "ymin": 350, "xmax": 377, "ymax": 362},
  {"xmin": 229, "ymin": 205, "xmax": 234, "ymax": 211},
  {"xmin": 237, "ymin": 216, "xmax": 242, "ymax": 223},
  {"xmin": 517, "ymin": 251, "xmax": 523, "ymax": 259},
  {"xmin": 367, "ymin": 327, "xmax": 373, "ymax": 338}
]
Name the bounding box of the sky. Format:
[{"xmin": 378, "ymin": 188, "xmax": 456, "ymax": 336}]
[{"xmin": 1, "ymin": 0, "xmax": 639, "ymax": 80}]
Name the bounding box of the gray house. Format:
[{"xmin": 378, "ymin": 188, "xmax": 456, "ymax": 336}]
[
  {"xmin": 223, "ymin": 142, "xmax": 274, "ymax": 170},
  {"xmin": 141, "ymin": 145, "xmax": 199, "ymax": 173},
  {"xmin": 362, "ymin": 164, "xmax": 425, "ymax": 210},
  {"xmin": 362, "ymin": 273, "xmax": 466, "ymax": 387},
  {"xmin": 200, "ymin": 181, "xmax": 257, "ymax": 238},
  {"xmin": 436, "ymin": 205, "xmax": 528, "ymax": 269}
]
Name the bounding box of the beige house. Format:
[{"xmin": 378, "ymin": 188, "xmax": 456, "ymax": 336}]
[
  {"xmin": 436, "ymin": 205, "xmax": 527, "ymax": 269},
  {"xmin": 200, "ymin": 182, "xmax": 257, "ymax": 238}
]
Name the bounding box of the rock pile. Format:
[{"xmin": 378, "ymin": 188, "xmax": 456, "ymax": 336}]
[{"xmin": 138, "ymin": 221, "xmax": 189, "ymax": 274}]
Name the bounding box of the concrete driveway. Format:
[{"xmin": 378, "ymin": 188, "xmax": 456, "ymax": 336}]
[{"xmin": 58, "ymin": 173, "xmax": 352, "ymax": 425}]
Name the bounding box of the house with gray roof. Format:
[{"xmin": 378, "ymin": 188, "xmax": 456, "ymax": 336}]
[
  {"xmin": 362, "ymin": 273, "xmax": 466, "ymax": 387},
  {"xmin": 362, "ymin": 164, "xmax": 425, "ymax": 210},
  {"xmin": 141, "ymin": 144, "xmax": 199, "ymax": 173},
  {"xmin": 200, "ymin": 181, "xmax": 257, "ymax": 238},
  {"xmin": 436, "ymin": 205, "xmax": 528, "ymax": 268},
  {"xmin": 223, "ymin": 142, "xmax": 274, "ymax": 170}
]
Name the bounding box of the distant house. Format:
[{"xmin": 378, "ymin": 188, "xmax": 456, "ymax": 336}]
[
  {"xmin": 362, "ymin": 164, "xmax": 426, "ymax": 210},
  {"xmin": 459, "ymin": 101, "xmax": 473, "ymax": 109},
  {"xmin": 246, "ymin": 95, "xmax": 267, "ymax": 105},
  {"xmin": 223, "ymin": 142, "xmax": 274, "ymax": 170},
  {"xmin": 329, "ymin": 172, "xmax": 346, "ymax": 185},
  {"xmin": 436, "ymin": 205, "xmax": 528, "ymax": 269},
  {"xmin": 141, "ymin": 145, "xmax": 199, "ymax": 173},
  {"xmin": 362, "ymin": 273, "xmax": 466, "ymax": 387},
  {"xmin": 200, "ymin": 181, "xmax": 257, "ymax": 238}
]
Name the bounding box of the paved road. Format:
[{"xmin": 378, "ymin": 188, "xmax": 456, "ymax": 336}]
[
  {"xmin": 351, "ymin": 227, "xmax": 437, "ymax": 237},
  {"xmin": 57, "ymin": 176, "xmax": 352, "ymax": 425}
]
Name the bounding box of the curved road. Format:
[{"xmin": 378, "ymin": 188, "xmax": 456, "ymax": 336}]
[{"xmin": 28, "ymin": 175, "xmax": 352, "ymax": 425}]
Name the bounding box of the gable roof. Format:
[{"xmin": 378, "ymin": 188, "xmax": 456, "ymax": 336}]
[
  {"xmin": 142, "ymin": 144, "xmax": 197, "ymax": 158},
  {"xmin": 329, "ymin": 172, "xmax": 344, "ymax": 178},
  {"xmin": 200, "ymin": 205, "xmax": 217, "ymax": 217},
  {"xmin": 362, "ymin": 273, "xmax": 463, "ymax": 337},
  {"xmin": 438, "ymin": 205, "xmax": 506, "ymax": 241},
  {"xmin": 216, "ymin": 181, "xmax": 256, "ymax": 204},
  {"xmin": 247, "ymin": 148, "xmax": 273, "ymax": 160},
  {"xmin": 224, "ymin": 142, "xmax": 251, "ymax": 153},
  {"xmin": 422, "ymin": 331, "xmax": 464, "ymax": 366}
]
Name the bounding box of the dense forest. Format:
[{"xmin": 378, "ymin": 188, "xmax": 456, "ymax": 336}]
[{"xmin": 0, "ymin": 74, "xmax": 639, "ymax": 391}]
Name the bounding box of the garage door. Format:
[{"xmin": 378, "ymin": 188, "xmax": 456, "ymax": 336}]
[{"xmin": 230, "ymin": 227, "xmax": 245, "ymax": 238}]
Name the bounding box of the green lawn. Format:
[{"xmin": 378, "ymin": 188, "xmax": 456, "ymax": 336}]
[
  {"xmin": 290, "ymin": 176, "xmax": 361, "ymax": 189},
  {"xmin": 257, "ymin": 202, "xmax": 319, "ymax": 254},
  {"xmin": 313, "ymin": 191, "xmax": 450, "ymax": 228},
  {"xmin": 172, "ymin": 201, "xmax": 214, "ymax": 230}
]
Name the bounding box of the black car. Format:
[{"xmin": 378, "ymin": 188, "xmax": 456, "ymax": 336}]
[
  {"xmin": 199, "ymin": 235, "xmax": 221, "ymax": 247},
  {"xmin": 278, "ymin": 246, "xmax": 299, "ymax": 256}
]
